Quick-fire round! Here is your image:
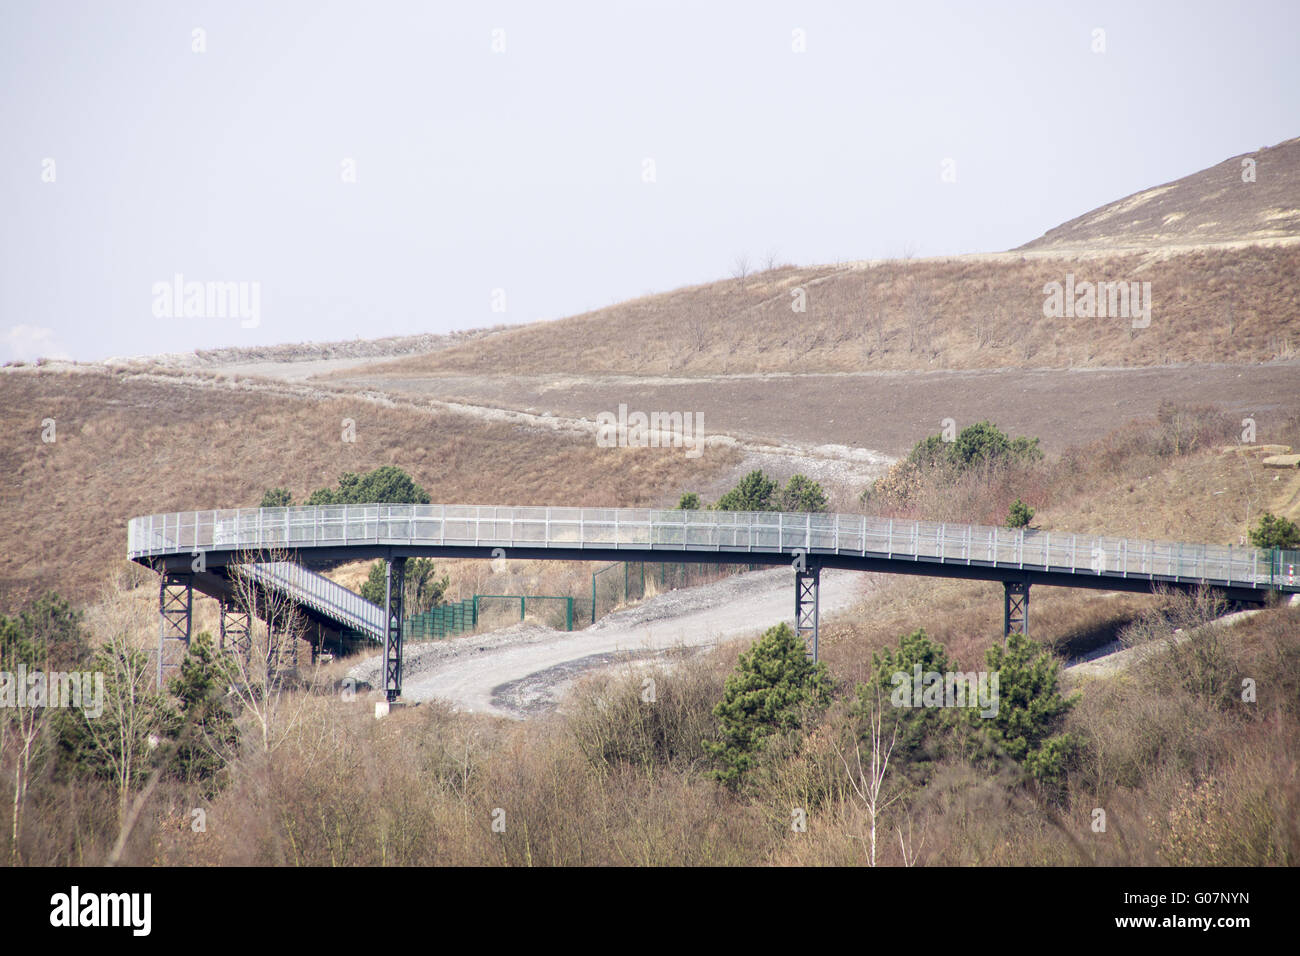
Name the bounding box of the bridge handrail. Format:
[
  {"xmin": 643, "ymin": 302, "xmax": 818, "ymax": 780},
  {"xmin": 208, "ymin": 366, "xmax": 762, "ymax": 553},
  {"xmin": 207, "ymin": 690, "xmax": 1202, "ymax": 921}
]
[
  {"xmin": 239, "ymin": 562, "xmax": 383, "ymax": 638},
  {"xmin": 127, "ymin": 504, "xmax": 1300, "ymax": 592}
]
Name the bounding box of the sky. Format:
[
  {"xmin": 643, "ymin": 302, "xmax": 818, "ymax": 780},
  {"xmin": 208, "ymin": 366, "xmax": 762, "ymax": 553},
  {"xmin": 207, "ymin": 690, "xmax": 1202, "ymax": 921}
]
[{"xmin": 1, "ymin": 0, "xmax": 1297, "ymax": 362}]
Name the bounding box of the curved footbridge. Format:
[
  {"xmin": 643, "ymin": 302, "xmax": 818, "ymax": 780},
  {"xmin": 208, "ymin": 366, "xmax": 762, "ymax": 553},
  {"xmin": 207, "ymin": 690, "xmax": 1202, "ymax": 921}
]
[{"xmin": 128, "ymin": 504, "xmax": 1299, "ymax": 700}]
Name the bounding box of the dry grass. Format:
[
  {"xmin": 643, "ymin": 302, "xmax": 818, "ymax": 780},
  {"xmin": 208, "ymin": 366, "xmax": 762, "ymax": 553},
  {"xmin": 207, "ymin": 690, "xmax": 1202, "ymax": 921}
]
[
  {"xmin": 349, "ymin": 245, "xmax": 1300, "ymax": 378},
  {"xmin": 16, "ymin": 599, "xmax": 1289, "ymax": 867},
  {"xmin": 0, "ymin": 367, "xmax": 738, "ymax": 602},
  {"xmin": 5, "ymin": 374, "xmax": 1300, "ymax": 866}
]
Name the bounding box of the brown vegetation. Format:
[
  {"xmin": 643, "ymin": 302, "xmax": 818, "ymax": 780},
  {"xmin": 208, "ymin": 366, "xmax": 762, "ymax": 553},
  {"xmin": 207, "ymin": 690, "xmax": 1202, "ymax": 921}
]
[
  {"xmin": 0, "ymin": 367, "xmax": 738, "ymax": 602},
  {"xmin": 7, "ymin": 595, "xmax": 1295, "ymax": 866},
  {"xmin": 346, "ymin": 244, "xmax": 1300, "ymax": 378}
]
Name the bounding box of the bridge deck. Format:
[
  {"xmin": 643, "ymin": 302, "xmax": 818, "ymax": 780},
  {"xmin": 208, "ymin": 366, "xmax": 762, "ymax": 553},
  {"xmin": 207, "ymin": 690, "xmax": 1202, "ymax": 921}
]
[
  {"xmin": 129, "ymin": 504, "xmax": 1299, "ymax": 597},
  {"xmin": 241, "ymin": 561, "xmax": 384, "ymax": 639}
]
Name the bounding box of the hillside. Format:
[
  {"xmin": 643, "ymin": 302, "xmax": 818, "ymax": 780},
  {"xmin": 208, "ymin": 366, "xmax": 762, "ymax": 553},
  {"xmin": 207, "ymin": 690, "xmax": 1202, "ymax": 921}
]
[
  {"xmin": 329, "ymin": 137, "xmax": 1300, "ymax": 379},
  {"xmin": 0, "ymin": 366, "xmax": 737, "ymax": 602},
  {"xmin": 1018, "ymin": 137, "xmax": 1300, "ymax": 251},
  {"xmin": 334, "ymin": 245, "xmax": 1300, "ymax": 378}
]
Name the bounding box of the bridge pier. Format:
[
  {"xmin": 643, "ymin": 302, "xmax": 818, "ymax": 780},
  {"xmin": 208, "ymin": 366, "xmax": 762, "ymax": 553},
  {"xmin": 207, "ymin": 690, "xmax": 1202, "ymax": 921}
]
[
  {"xmin": 219, "ymin": 598, "xmax": 252, "ymax": 660},
  {"xmin": 158, "ymin": 572, "xmax": 194, "ymax": 687},
  {"xmin": 1003, "ymin": 578, "xmax": 1029, "ymax": 643},
  {"xmin": 383, "ymin": 557, "xmax": 406, "ymax": 702},
  {"xmin": 795, "ymin": 565, "xmax": 821, "ymax": 662}
]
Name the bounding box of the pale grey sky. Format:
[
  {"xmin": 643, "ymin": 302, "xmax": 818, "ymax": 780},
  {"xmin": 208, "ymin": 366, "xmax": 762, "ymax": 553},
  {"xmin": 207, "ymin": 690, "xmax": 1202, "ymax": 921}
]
[{"xmin": 2, "ymin": 0, "xmax": 1297, "ymax": 362}]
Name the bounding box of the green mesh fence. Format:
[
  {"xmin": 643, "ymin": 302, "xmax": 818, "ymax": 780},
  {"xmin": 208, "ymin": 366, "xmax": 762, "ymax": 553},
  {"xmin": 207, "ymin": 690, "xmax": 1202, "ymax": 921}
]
[
  {"xmin": 394, "ymin": 561, "xmax": 760, "ymax": 641},
  {"xmin": 474, "ymin": 595, "xmax": 574, "ymax": 632},
  {"xmin": 402, "ymin": 598, "xmax": 477, "ymax": 640},
  {"xmin": 589, "ymin": 560, "xmax": 760, "ymax": 623}
]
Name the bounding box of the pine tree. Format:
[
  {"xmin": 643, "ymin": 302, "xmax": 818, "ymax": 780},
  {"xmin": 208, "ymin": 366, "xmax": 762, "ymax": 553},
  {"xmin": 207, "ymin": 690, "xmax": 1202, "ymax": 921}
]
[
  {"xmin": 715, "ymin": 470, "xmax": 779, "ymax": 512},
  {"xmin": 1249, "ymin": 511, "xmax": 1300, "ymax": 550},
  {"xmin": 259, "ymin": 487, "xmax": 293, "ymax": 508},
  {"xmin": 169, "ymin": 632, "xmax": 239, "ymax": 794},
  {"xmin": 360, "ymin": 558, "xmax": 446, "ymax": 613},
  {"xmin": 855, "ymin": 628, "xmax": 954, "ymax": 782},
  {"xmin": 779, "ymin": 474, "xmax": 829, "ymax": 513},
  {"xmin": 704, "ymin": 622, "xmax": 831, "ymax": 787},
  {"xmin": 967, "ymin": 632, "xmax": 1079, "ymax": 789},
  {"xmin": 1007, "ymin": 498, "xmax": 1034, "ymax": 529}
]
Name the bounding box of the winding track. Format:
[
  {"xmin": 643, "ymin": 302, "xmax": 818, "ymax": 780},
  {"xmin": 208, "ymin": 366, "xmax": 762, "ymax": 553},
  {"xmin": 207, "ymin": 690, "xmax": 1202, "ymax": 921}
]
[{"xmin": 398, "ymin": 567, "xmax": 865, "ymax": 717}]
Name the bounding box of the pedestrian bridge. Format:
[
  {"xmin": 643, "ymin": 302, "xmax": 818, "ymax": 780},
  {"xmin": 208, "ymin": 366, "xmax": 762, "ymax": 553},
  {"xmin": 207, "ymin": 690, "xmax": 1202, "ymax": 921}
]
[{"xmin": 128, "ymin": 504, "xmax": 1299, "ymax": 700}]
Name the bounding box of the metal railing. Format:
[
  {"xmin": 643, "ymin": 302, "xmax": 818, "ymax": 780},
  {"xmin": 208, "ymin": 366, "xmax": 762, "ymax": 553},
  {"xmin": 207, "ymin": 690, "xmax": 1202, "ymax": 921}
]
[
  {"xmin": 128, "ymin": 504, "xmax": 1300, "ymax": 592},
  {"xmin": 239, "ymin": 561, "xmax": 384, "ymax": 639}
]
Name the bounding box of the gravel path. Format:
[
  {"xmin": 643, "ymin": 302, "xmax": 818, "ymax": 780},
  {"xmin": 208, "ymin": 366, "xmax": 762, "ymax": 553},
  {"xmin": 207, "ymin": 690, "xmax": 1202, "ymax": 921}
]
[{"xmin": 350, "ymin": 567, "xmax": 870, "ymax": 719}]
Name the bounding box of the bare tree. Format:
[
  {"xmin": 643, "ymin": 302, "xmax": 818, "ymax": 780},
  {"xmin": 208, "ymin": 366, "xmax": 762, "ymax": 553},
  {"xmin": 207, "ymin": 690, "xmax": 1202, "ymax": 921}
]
[
  {"xmin": 222, "ymin": 549, "xmax": 318, "ymax": 753},
  {"xmin": 79, "ymin": 575, "xmax": 170, "ymax": 826},
  {"xmin": 685, "ymin": 311, "xmax": 710, "ymax": 355},
  {"xmin": 1, "ymin": 646, "xmax": 47, "ymax": 863},
  {"xmin": 974, "ymin": 287, "xmax": 1002, "ymax": 350},
  {"xmin": 895, "ymin": 812, "xmax": 926, "ymax": 867},
  {"xmin": 763, "ymin": 248, "xmax": 779, "ymax": 272},
  {"xmin": 905, "ymin": 284, "xmax": 936, "ymax": 354},
  {"xmin": 872, "ymin": 306, "xmax": 889, "ymax": 353},
  {"xmin": 836, "ymin": 687, "xmax": 903, "ymax": 867},
  {"xmin": 731, "ymin": 253, "xmax": 751, "ymax": 283}
]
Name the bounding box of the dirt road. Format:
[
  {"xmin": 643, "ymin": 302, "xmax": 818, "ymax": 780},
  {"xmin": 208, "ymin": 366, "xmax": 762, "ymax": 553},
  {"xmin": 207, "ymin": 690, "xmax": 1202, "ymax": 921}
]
[
  {"xmin": 351, "ymin": 567, "xmax": 869, "ymax": 719},
  {"xmin": 327, "ymin": 362, "xmax": 1300, "ymax": 459}
]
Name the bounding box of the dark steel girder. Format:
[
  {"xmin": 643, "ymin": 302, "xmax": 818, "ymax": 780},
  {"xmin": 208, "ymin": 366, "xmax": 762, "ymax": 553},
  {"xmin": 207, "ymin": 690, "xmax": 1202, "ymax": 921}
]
[
  {"xmin": 139, "ymin": 546, "xmax": 1276, "ymax": 605},
  {"xmin": 383, "ymin": 557, "xmax": 405, "ymax": 703},
  {"xmin": 795, "ymin": 565, "xmax": 821, "ymax": 662}
]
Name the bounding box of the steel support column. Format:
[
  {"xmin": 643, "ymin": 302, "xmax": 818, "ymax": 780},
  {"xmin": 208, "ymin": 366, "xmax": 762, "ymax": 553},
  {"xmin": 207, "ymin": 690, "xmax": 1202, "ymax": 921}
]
[
  {"xmin": 219, "ymin": 598, "xmax": 252, "ymax": 660},
  {"xmin": 1003, "ymin": 578, "xmax": 1029, "ymax": 643},
  {"xmin": 158, "ymin": 572, "xmax": 193, "ymax": 687},
  {"xmin": 383, "ymin": 557, "xmax": 406, "ymax": 702},
  {"xmin": 795, "ymin": 565, "xmax": 821, "ymax": 661}
]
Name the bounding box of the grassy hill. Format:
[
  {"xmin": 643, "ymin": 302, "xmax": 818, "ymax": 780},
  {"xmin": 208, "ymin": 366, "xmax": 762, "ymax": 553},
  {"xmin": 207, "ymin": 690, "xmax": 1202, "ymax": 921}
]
[
  {"xmin": 1019, "ymin": 137, "xmax": 1300, "ymax": 251},
  {"xmin": 342, "ymin": 245, "xmax": 1300, "ymax": 378},
  {"xmin": 333, "ymin": 137, "xmax": 1300, "ymax": 379},
  {"xmin": 0, "ymin": 366, "xmax": 737, "ymax": 602}
]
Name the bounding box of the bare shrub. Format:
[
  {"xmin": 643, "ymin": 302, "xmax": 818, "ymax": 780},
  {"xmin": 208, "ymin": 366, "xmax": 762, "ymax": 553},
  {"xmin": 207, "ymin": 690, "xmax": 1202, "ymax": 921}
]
[
  {"xmin": 566, "ymin": 654, "xmax": 723, "ymax": 777},
  {"xmin": 222, "ymin": 549, "xmax": 321, "ymax": 753}
]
